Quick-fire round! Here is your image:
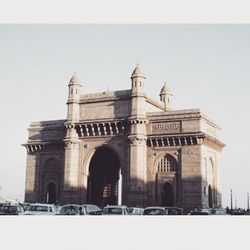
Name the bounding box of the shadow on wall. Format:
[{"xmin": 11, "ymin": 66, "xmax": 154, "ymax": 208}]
[
  {"xmin": 25, "ymin": 158, "xmax": 221, "ymax": 210},
  {"xmin": 24, "ymin": 129, "xmax": 221, "ymax": 209}
]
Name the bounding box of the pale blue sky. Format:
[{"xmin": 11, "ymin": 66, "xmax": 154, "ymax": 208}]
[{"xmin": 0, "ymin": 24, "xmax": 249, "ymax": 208}]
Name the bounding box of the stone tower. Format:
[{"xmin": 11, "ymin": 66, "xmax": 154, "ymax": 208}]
[
  {"xmin": 128, "ymin": 64, "xmax": 148, "ymax": 206},
  {"xmin": 63, "ymin": 73, "xmax": 82, "ymax": 202}
]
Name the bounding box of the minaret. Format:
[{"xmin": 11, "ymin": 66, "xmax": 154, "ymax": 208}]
[
  {"xmin": 131, "ymin": 63, "xmax": 146, "ymax": 94},
  {"xmin": 160, "ymin": 82, "xmax": 172, "ymax": 110},
  {"xmin": 128, "ymin": 64, "xmax": 148, "ymax": 206},
  {"xmin": 67, "ymin": 73, "xmax": 82, "ymax": 122},
  {"xmin": 63, "ymin": 73, "xmax": 82, "ymax": 202},
  {"xmin": 130, "ymin": 63, "xmax": 146, "ymax": 117}
]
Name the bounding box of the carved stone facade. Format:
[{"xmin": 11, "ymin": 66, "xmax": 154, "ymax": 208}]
[{"xmin": 23, "ymin": 65, "xmax": 224, "ymax": 209}]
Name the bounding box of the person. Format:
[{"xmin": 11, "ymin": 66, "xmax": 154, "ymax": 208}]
[{"xmin": 79, "ymin": 206, "xmax": 84, "ymax": 215}]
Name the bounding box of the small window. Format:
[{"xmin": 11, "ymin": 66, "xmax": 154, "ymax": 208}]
[{"xmin": 71, "ymin": 89, "xmax": 73, "ymax": 94}]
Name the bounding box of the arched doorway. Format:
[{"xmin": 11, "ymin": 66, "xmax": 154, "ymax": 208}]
[
  {"xmin": 87, "ymin": 146, "xmax": 120, "ymax": 206},
  {"xmin": 46, "ymin": 182, "xmax": 56, "ymax": 204},
  {"xmin": 162, "ymin": 182, "xmax": 174, "ymax": 206}
]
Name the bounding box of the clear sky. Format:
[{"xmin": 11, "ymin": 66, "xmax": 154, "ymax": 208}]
[{"xmin": 0, "ymin": 24, "xmax": 249, "ymax": 208}]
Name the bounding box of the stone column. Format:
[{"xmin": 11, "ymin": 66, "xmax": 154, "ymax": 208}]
[
  {"xmin": 63, "ymin": 123, "xmax": 80, "ymax": 203},
  {"xmin": 127, "ymin": 120, "xmax": 147, "ymax": 207}
]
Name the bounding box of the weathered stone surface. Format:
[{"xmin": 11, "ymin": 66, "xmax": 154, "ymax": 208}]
[{"xmin": 23, "ymin": 67, "xmax": 224, "ymax": 209}]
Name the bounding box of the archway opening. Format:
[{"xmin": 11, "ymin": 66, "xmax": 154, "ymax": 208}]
[
  {"xmin": 46, "ymin": 182, "xmax": 56, "ymax": 204},
  {"xmin": 87, "ymin": 146, "xmax": 120, "ymax": 206},
  {"xmin": 162, "ymin": 182, "xmax": 174, "ymax": 206}
]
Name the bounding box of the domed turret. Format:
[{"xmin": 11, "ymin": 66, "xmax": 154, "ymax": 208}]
[
  {"xmin": 160, "ymin": 82, "xmax": 172, "ymax": 110},
  {"xmin": 67, "ymin": 73, "xmax": 82, "ymax": 121},
  {"xmin": 69, "ymin": 72, "xmax": 81, "ymax": 85},
  {"xmin": 131, "ymin": 63, "xmax": 146, "ymax": 79},
  {"xmin": 131, "ymin": 63, "xmax": 145, "ymax": 94},
  {"xmin": 160, "ymin": 82, "xmax": 170, "ymax": 94}
]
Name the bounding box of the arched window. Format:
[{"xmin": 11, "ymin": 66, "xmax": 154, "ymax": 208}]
[
  {"xmin": 43, "ymin": 158, "xmax": 59, "ymax": 174},
  {"xmin": 157, "ymin": 154, "xmax": 177, "ymax": 172}
]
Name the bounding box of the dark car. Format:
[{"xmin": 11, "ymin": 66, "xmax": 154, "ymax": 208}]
[
  {"xmin": 164, "ymin": 207, "xmax": 185, "ymax": 215},
  {"xmin": 143, "ymin": 207, "xmax": 166, "ymax": 215},
  {"xmin": 0, "ymin": 205, "xmax": 25, "ymax": 215},
  {"xmin": 190, "ymin": 211, "xmax": 209, "ymax": 215}
]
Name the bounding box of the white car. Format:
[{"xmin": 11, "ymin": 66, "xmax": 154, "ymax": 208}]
[
  {"xmin": 103, "ymin": 205, "xmax": 129, "ymax": 215},
  {"xmin": 127, "ymin": 207, "xmax": 144, "ymax": 215},
  {"xmin": 24, "ymin": 203, "xmax": 57, "ymax": 215}
]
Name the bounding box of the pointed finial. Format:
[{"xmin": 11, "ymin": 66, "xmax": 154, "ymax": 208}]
[
  {"xmin": 160, "ymin": 82, "xmax": 170, "ymax": 94},
  {"xmin": 69, "ymin": 72, "xmax": 81, "ymax": 84}
]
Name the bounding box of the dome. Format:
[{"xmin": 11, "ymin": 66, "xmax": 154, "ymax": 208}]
[
  {"xmin": 69, "ymin": 73, "xmax": 81, "ymax": 84},
  {"xmin": 160, "ymin": 82, "xmax": 170, "ymax": 94},
  {"xmin": 131, "ymin": 63, "xmax": 146, "ymax": 78}
]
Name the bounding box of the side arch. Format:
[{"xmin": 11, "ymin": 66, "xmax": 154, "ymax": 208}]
[{"xmin": 154, "ymin": 153, "xmax": 180, "ymax": 206}]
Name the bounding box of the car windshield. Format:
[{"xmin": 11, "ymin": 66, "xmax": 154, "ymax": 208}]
[
  {"xmin": 104, "ymin": 207, "xmax": 123, "ymax": 214},
  {"xmin": 28, "ymin": 205, "xmax": 49, "ymax": 212},
  {"xmin": 144, "ymin": 209, "xmax": 165, "ymax": 215}
]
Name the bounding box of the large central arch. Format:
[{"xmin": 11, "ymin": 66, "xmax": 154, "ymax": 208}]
[{"xmin": 87, "ymin": 146, "xmax": 120, "ymax": 206}]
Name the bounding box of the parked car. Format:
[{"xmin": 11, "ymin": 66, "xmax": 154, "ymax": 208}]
[
  {"xmin": 190, "ymin": 211, "xmax": 209, "ymax": 215},
  {"xmin": 58, "ymin": 204, "xmax": 101, "ymax": 215},
  {"xmin": 208, "ymin": 208, "xmax": 227, "ymax": 215},
  {"xmin": 127, "ymin": 207, "xmax": 144, "ymax": 215},
  {"xmin": 164, "ymin": 207, "xmax": 185, "ymax": 215},
  {"xmin": 0, "ymin": 205, "xmax": 25, "ymax": 215},
  {"xmin": 103, "ymin": 205, "xmax": 129, "ymax": 215},
  {"xmin": 58, "ymin": 204, "xmax": 83, "ymax": 215},
  {"xmin": 143, "ymin": 207, "xmax": 166, "ymax": 215},
  {"xmin": 24, "ymin": 203, "xmax": 57, "ymax": 215},
  {"xmin": 19, "ymin": 202, "xmax": 30, "ymax": 211},
  {"xmin": 82, "ymin": 204, "xmax": 101, "ymax": 215},
  {"xmin": 88, "ymin": 209, "xmax": 104, "ymax": 215},
  {"xmin": 244, "ymin": 210, "xmax": 250, "ymax": 215}
]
